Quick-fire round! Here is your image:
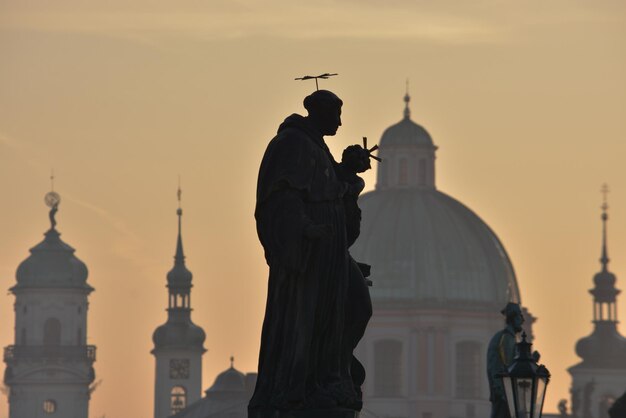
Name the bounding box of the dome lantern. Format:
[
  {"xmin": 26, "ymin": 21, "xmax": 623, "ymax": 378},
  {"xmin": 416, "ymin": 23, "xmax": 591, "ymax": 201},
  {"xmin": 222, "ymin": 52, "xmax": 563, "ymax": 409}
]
[{"xmin": 376, "ymin": 90, "xmax": 438, "ymax": 191}]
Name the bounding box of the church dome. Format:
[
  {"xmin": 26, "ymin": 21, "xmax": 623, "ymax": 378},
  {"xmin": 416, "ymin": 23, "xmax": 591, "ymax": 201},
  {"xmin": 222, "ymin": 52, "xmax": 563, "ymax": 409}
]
[
  {"xmin": 14, "ymin": 227, "xmax": 91, "ymax": 291},
  {"xmin": 350, "ymin": 93, "xmax": 520, "ymax": 310},
  {"xmin": 574, "ymin": 323, "xmax": 626, "ymax": 369},
  {"xmin": 352, "ymin": 190, "xmax": 519, "ymax": 309},
  {"xmin": 380, "ymin": 93, "xmax": 433, "ymax": 148},
  {"xmin": 206, "ymin": 359, "xmax": 246, "ymax": 394}
]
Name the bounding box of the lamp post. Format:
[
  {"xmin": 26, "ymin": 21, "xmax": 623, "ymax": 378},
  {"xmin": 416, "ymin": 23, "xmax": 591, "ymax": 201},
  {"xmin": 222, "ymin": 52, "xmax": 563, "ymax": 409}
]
[{"xmin": 499, "ymin": 332, "xmax": 550, "ymax": 418}]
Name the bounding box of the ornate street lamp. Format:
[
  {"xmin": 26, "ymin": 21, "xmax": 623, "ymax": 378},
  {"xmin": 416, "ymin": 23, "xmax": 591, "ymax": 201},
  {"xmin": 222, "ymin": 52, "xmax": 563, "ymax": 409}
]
[{"xmin": 500, "ymin": 332, "xmax": 551, "ymax": 418}]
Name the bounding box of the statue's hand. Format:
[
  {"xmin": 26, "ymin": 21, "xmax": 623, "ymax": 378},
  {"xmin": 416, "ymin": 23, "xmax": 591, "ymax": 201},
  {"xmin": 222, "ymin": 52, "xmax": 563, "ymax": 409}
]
[
  {"xmin": 341, "ymin": 145, "xmax": 371, "ymax": 174},
  {"xmin": 304, "ymin": 224, "xmax": 333, "ymax": 240}
]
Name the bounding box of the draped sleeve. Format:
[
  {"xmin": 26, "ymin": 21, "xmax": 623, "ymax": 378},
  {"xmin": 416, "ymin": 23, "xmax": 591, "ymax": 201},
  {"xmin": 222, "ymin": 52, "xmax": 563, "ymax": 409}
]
[{"xmin": 255, "ymin": 129, "xmax": 316, "ymax": 272}]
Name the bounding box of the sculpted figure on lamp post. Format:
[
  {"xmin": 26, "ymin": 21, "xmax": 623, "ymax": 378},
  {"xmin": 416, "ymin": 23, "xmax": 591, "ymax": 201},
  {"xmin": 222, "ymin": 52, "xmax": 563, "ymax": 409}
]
[
  {"xmin": 487, "ymin": 302, "xmax": 525, "ymax": 418},
  {"xmin": 249, "ymin": 89, "xmax": 374, "ymax": 418}
]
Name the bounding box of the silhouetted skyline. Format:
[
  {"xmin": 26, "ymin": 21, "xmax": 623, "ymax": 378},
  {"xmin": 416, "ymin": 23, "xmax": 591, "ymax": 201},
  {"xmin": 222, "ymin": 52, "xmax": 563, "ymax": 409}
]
[{"xmin": 1, "ymin": 1, "xmax": 625, "ymax": 417}]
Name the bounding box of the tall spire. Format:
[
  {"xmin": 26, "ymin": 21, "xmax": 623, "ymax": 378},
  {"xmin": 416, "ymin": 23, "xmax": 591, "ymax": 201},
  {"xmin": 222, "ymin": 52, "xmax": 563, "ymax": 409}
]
[
  {"xmin": 166, "ymin": 178, "xmax": 193, "ymax": 293},
  {"xmin": 175, "ymin": 178, "xmax": 185, "ymax": 265},
  {"xmin": 600, "ymin": 183, "xmax": 609, "ymax": 271},
  {"xmin": 403, "ymin": 79, "xmax": 411, "ymax": 119}
]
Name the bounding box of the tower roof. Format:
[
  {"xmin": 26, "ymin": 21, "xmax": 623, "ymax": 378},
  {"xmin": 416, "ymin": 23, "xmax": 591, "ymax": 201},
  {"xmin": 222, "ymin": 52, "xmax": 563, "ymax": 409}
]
[
  {"xmin": 167, "ymin": 189, "xmax": 192, "ymax": 288},
  {"xmin": 205, "ymin": 357, "xmax": 247, "ymax": 394},
  {"xmin": 152, "ymin": 185, "xmax": 206, "ymax": 352},
  {"xmin": 379, "ymin": 92, "xmax": 434, "ymax": 148},
  {"xmin": 590, "ymin": 190, "xmax": 620, "ymax": 301},
  {"xmin": 13, "ymin": 192, "xmax": 91, "ymax": 291},
  {"xmin": 572, "ymin": 186, "xmax": 626, "ymax": 369}
]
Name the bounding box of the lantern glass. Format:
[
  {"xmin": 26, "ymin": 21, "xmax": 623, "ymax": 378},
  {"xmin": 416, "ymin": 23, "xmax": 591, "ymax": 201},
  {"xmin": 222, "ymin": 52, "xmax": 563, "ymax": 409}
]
[
  {"xmin": 503, "ymin": 375, "xmax": 517, "ymax": 418},
  {"xmin": 516, "ymin": 378, "xmax": 533, "ymax": 418},
  {"xmin": 532, "ymin": 377, "xmax": 547, "ymax": 418}
]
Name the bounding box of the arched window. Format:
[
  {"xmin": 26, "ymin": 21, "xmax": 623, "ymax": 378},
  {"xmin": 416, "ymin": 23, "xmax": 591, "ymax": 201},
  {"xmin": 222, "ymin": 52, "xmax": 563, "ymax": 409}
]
[
  {"xmin": 456, "ymin": 341, "xmax": 482, "ymax": 399},
  {"xmin": 398, "ymin": 159, "xmax": 408, "ymax": 186},
  {"xmin": 374, "ymin": 339, "xmax": 403, "ymax": 397},
  {"xmin": 43, "ymin": 318, "xmax": 61, "ymax": 346},
  {"xmin": 170, "ymin": 386, "xmax": 187, "ymax": 415}
]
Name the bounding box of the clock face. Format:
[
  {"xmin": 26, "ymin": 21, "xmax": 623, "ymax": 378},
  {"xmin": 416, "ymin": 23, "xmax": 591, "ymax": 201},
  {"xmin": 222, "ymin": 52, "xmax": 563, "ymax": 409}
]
[{"xmin": 169, "ymin": 359, "xmax": 190, "ymax": 379}]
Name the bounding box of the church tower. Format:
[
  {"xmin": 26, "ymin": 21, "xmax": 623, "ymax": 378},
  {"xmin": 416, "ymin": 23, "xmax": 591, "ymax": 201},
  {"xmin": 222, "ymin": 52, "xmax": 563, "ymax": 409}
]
[
  {"xmin": 3, "ymin": 189, "xmax": 96, "ymax": 418},
  {"xmin": 569, "ymin": 186, "xmax": 626, "ymax": 418},
  {"xmin": 152, "ymin": 187, "xmax": 206, "ymax": 418}
]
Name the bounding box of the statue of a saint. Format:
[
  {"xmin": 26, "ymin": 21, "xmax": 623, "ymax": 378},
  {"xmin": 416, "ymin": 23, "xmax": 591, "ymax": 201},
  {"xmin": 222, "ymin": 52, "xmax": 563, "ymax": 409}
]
[
  {"xmin": 487, "ymin": 302, "xmax": 525, "ymax": 418},
  {"xmin": 249, "ymin": 90, "xmax": 372, "ymax": 417}
]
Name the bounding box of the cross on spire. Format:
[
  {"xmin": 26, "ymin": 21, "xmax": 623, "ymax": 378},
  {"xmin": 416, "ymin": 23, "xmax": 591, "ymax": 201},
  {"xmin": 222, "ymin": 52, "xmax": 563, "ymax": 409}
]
[
  {"xmin": 404, "ymin": 79, "xmax": 411, "ymax": 119},
  {"xmin": 600, "ymin": 183, "xmax": 610, "ymax": 270},
  {"xmin": 175, "ymin": 179, "xmax": 185, "ymax": 264}
]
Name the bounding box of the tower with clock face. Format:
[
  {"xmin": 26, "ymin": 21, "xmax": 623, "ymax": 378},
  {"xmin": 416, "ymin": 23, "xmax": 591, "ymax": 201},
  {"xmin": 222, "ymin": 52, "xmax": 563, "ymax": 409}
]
[{"xmin": 152, "ymin": 190, "xmax": 206, "ymax": 418}]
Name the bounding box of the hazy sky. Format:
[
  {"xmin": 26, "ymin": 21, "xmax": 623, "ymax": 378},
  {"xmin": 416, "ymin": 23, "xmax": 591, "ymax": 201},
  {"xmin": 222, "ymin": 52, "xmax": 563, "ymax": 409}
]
[{"xmin": 1, "ymin": 1, "xmax": 625, "ymax": 417}]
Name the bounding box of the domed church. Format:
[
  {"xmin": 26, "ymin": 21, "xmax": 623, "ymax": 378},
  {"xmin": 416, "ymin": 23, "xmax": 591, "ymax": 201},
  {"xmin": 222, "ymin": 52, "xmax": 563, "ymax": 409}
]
[{"xmin": 351, "ymin": 92, "xmax": 534, "ymax": 418}]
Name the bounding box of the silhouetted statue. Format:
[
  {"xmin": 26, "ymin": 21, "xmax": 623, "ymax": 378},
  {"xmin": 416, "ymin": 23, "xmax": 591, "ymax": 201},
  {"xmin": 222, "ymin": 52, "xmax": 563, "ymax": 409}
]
[
  {"xmin": 487, "ymin": 302, "xmax": 525, "ymax": 418},
  {"xmin": 558, "ymin": 399, "xmax": 568, "ymax": 418},
  {"xmin": 249, "ymin": 90, "xmax": 373, "ymax": 418}
]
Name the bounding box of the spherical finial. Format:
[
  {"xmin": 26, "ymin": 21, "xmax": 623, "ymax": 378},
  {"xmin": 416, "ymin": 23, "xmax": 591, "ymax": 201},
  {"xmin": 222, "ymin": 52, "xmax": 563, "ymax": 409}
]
[{"xmin": 45, "ymin": 191, "xmax": 61, "ymax": 208}]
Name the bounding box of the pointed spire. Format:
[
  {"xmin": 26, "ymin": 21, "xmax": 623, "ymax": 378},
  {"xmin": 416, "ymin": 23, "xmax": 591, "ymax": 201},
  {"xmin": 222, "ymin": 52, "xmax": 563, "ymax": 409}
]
[
  {"xmin": 403, "ymin": 79, "xmax": 411, "ymax": 119},
  {"xmin": 600, "ymin": 183, "xmax": 610, "ymax": 271},
  {"xmin": 175, "ymin": 178, "xmax": 185, "ymax": 265}
]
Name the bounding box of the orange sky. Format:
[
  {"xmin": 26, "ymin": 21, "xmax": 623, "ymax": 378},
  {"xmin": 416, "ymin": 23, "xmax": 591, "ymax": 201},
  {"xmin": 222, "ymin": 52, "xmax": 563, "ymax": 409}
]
[{"xmin": 1, "ymin": 1, "xmax": 625, "ymax": 417}]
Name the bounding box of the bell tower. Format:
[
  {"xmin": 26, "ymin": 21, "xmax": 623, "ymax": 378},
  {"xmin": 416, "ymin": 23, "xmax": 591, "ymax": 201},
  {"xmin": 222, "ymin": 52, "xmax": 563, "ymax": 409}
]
[
  {"xmin": 569, "ymin": 185, "xmax": 626, "ymax": 418},
  {"xmin": 3, "ymin": 188, "xmax": 96, "ymax": 418},
  {"xmin": 152, "ymin": 186, "xmax": 206, "ymax": 418}
]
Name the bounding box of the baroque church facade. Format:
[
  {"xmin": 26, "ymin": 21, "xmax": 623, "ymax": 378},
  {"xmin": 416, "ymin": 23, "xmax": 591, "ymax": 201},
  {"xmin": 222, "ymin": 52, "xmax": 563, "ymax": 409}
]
[{"xmin": 350, "ymin": 93, "xmax": 533, "ymax": 418}]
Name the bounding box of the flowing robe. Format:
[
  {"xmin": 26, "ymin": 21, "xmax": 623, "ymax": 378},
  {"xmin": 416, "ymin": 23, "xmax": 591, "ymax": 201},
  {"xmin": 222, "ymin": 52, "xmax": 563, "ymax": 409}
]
[
  {"xmin": 487, "ymin": 325, "xmax": 518, "ymax": 418},
  {"xmin": 250, "ymin": 114, "xmax": 352, "ymax": 411}
]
